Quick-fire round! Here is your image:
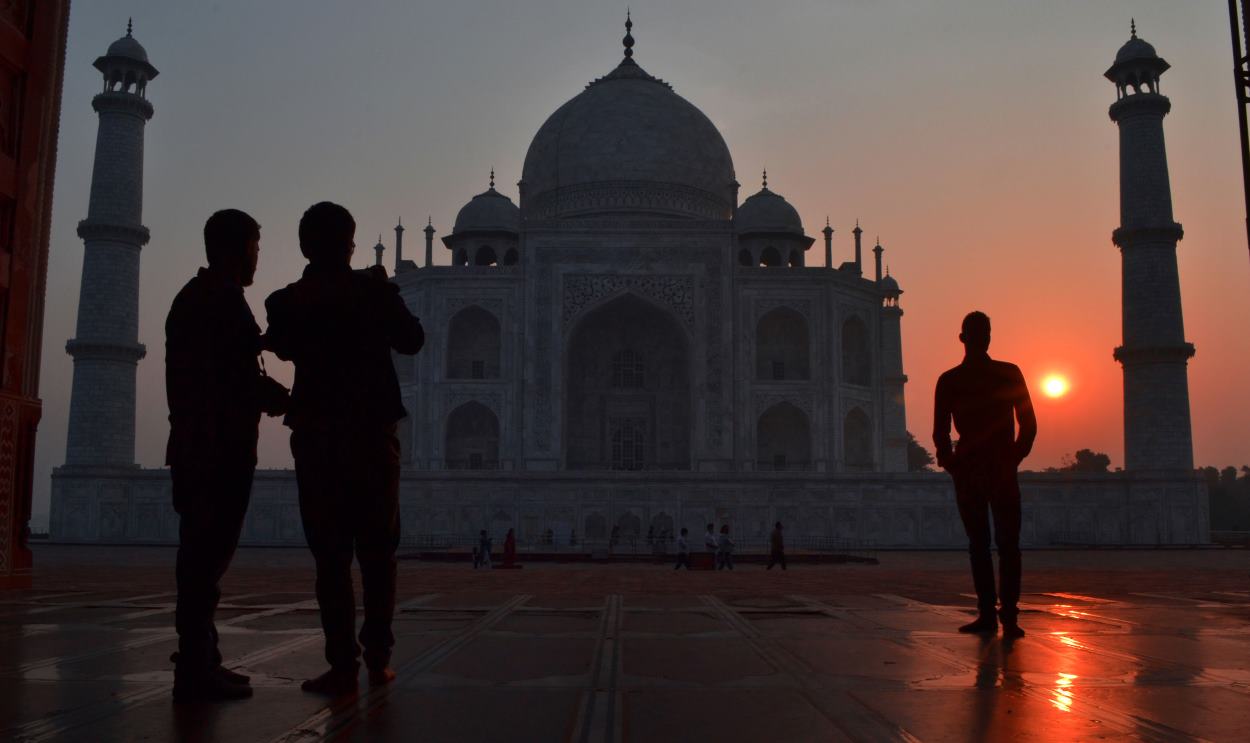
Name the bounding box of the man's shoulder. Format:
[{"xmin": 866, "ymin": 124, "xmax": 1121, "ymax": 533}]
[
  {"xmin": 990, "ymin": 359, "xmax": 1024, "ymax": 378},
  {"xmin": 264, "ymin": 281, "xmax": 301, "ymax": 310}
]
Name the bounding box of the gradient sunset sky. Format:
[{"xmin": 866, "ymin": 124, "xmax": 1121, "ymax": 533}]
[{"xmin": 30, "ymin": 0, "xmax": 1250, "ymax": 526}]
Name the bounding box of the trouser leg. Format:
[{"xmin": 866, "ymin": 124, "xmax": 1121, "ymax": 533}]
[
  {"xmin": 294, "ymin": 431, "xmax": 360, "ymax": 672},
  {"xmin": 955, "ymin": 476, "xmax": 997, "ymax": 616},
  {"xmin": 991, "ymin": 475, "xmax": 1023, "ymax": 624},
  {"xmin": 173, "ymin": 466, "xmax": 252, "ymax": 677},
  {"xmin": 356, "ymin": 429, "xmax": 400, "ymax": 670}
]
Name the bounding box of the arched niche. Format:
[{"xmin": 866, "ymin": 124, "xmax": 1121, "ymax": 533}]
[
  {"xmin": 445, "ymin": 401, "xmax": 499, "ymax": 469},
  {"xmin": 756, "ymin": 307, "xmax": 810, "ymax": 381},
  {"xmin": 447, "ymin": 305, "xmax": 501, "ymax": 379},
  {"xmin": 756, "ymin": 402, "xmax": 811, "ymax": 470},
  {"xmin": 565, "ymin": 294, "xmax": 690, "ymax": 471},
  {"xmin": 841, "ymin": 315, "xmax": 871, "ymax": 386},
  {"xmin": 475, "ymin": 245, "xmax": 498, "ymax": 266},
  {"xmin": 759, "ymin": 246, "xmax": 782, "ymax": 267},
  {"xmin": 843, "ymin": 407, "xmax": 873, "ymax": 471}
]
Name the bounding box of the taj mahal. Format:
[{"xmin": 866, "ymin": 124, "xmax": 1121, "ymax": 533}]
[{"xmin": 50, "ymin": 19, "xmax": 1209, "ymax": 548}]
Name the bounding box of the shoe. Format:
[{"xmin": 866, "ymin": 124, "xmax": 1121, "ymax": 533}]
[
  {"xmin": 368, "ymin": 666, "xmax": 396, "ymax": 686},
  {"xmin": 213, "ymin": 665, "xmax": 251, "ymax": 685},
  {"xmin": 958, "ymin": 615, "xmax": 998, "ymax": 634},
  {"xmin": 1001, "ymin": 623, "xmax": 1025, "ymax": 640},
  {"xmin": 173, "ymin": 672, "xmax": 255, "ymax": 703},
  {"xmin": 301, "ymin": 668, "xmax": 359, "ymax": 696}
]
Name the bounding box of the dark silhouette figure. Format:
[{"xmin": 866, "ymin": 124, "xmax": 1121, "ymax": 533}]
[
  {"xmin": 933, "ymin": 311, "xmax": 1036, "ymax": 638},
  {"xmin": 165, "ymin": 209, "xmax": 289, "ymax": 702},
  {"xmin": 673, "ymin": 527, "xmax": 691, "ymax": 570},
  {"xmin": 475, "ymin": 529, "xmax": 493, "ymax": 569},
  {"xmin": 502, "ymin": 528, "xmax": 519, "ymax": 568},
  {"xmin": 716, "ymin": 524, "xmax": 735, "ymax": 570},
  {"xmin": 767, "ymin": 521, "xmax": 787, "ymax": 570},
  {"xmin": 265, "ymin": 202, "xmax": 424, "ymax": 694}
]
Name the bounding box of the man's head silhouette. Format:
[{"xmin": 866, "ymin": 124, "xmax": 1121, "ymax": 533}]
[
  {"xmin": 959, "ymin": 311, "xmax": 991, "ymax": 355},
  {"xmin": 204, "ymin": 209, "xmax": 260, "ymax": 286},
  {"xmin": 299, "ymin": 201, "xmax": 356, "ymax": 265}
]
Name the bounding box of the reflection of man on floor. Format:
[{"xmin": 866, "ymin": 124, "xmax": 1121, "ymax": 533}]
[{"xmin": 933, "ymin": 311, "xmax": 1036, "ymax": 639}]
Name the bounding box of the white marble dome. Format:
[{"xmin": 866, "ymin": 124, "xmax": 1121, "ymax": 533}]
[
  {"xmin": 735, "ymin": 187, "xmax": 804, "ymax": 235},
  {"xmin": 452, "ymin": 187, "xmax": 520, "ymax": 234},
  {"xmin": 521, "ymin": 59, "xmax": 736, "ymax": 220}
]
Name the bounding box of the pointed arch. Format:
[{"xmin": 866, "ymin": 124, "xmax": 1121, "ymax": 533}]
[
  {"xmin": 757, "ymin": 402, "xmax": 811, "ymax": 471},
  {"xmin": 841, "ymin": 315, "xmax": 871, "ymax": 386},
  {"xmin": 447, "ymin": 305, "xmax": 501, "ymax": 379},
  {"xmin": 756, "ymin": 307, "xmax": 810, "ymax": 381},
  {"xmin": 843, "ymin": 407, "xmax": 873, "ymax": 471},
  {"xmin": 445, "ymin": 401, "xmax": 499, "ymax": 469}
]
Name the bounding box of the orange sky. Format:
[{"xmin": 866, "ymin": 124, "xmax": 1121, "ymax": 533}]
[{"xmin": 28, "ymin": 1, "xmax": 1250, "ymax": 524}]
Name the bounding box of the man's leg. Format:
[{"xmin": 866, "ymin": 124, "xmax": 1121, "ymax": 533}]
[
  {"xmin": 354, "ymin": 427, "xmax": 401, "ymax": 681},
  {"xmin": 172, "ymin": 467, "xmax": 253, "ymax": 701},
  {"xmin": 991, "ymin": 471, "xmax": 1024, "ymax": 636},
  {"xmin": 955, "ymin": 471, "xmax": 998, "ymax": 632},
  {"xmin": 779, "ymin": 552, "xmax": 787, "ymax": 570},
  {"xmin": 294, "ymin": 430, "xmax": 361, "ymax": 688}
]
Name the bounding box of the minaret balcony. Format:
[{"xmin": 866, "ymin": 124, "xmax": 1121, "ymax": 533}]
[
  {"xmin": 1113, "ymin": 343, "xmax": 1195, "ymax": 366},
  {"xmin": 77, "ymin": 219, "xmax": 150, "ymax": 246},
  {"xmin": 1111, "ymin": 222, "xmax": 1183, "ymax": 248}
]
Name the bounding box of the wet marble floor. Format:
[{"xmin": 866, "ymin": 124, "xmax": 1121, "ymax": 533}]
[{"xmin": 2, "ymin": 547, "xmax": 1249, "ymax": 742}]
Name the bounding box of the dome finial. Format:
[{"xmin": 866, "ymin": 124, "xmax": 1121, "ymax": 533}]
[
  {"xmin": 127, "ymin": 17, "xmax": 133, "ymax": 36},
  {"xmin": 622, "ymin": 9, "xmax": 635, "ymax": 60},
  {"xmin": 762, "ymin": 168, "xmax": 768, "ymax": 189},
  {"xmin": 1130, "ymin": 18, "xmax": 1136, "ymax": 39},
  {"xmin": 489, "ymin": 167, "xmax": 495, "ymax": 189}
]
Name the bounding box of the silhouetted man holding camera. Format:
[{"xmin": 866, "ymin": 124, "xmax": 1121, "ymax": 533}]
[
  {"xmin": 166, "ymin": 209, "xmax": 289, "ymax": 702},
  {"xmin": 933, "ymin": 311, "xmax": 1036, "ymax": 639},
  {"xmin": 265, "ymin": 202, "xmax": 424, "ymax": 695}
]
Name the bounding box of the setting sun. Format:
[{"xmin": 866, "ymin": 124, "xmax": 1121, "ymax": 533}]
[{"xmin": 1042, "ymin": 374, "xmax": 1070, "ymax": 399}]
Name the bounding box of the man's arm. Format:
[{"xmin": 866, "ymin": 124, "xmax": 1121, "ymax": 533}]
[
  {"xmin": 932, "ymin": 374, "xmax": 954, "ymax": 469},
  {"xmin": 1012, "ymin": 366, "xmax": 1037, "ymax": 463},
  {"xmin": 262, "ymin": 292, "xmax": 296, "ymax": 362},
  {"xmin": 382, "ymin": 285, "xmax": 424, "ymax": 354}
]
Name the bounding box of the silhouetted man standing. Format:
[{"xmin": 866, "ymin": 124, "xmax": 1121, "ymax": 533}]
[
  {"xmin": 166, "ymin": 209, "xmax": 289, "ymax": 702},
  {"xmin": 266, "ymin": 202, "xmax": 424, "ymax": 694},
  {"xmin": 934, "ymin": 311, "xmax": 1036, "ymax": 639}
]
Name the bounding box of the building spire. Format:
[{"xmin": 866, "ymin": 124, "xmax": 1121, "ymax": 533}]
[
  {"xmin": 1130, "ymin": 18, "xmax": 1136, "ymax": 39},
  {"xmin": 622, "ymin": 10, "xmax": 635, "ymax": 61},
  {"xmin": 127, "ymin": 17, "xmax": 133, "ymax": 36},
  {"xmin": 762, "ymin": 168, "xmax": 768, "ymax": 189},
  {"xmin": 489, "ymin": 167, "xmax": 495, "ymax": 190}
]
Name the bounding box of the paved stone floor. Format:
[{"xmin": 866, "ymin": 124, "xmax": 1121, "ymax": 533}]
[{"xmin": 1, "ymin": 546, "xmax": 1248, "ymax": 742}]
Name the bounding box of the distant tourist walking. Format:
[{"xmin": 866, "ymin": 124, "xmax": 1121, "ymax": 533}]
[
  {"xmin": 266, "ymin": 202, "xmax": 425, "ymax": 694},
  {"xmin": 716, "ymin": 525, "xmax": 735, "ymax": 571},
  {"xmin": 166, "ymin": 209, "xmax": 289, "ymax": 702},
  {"xmin": 704, "ymin": 523, "xmax": 717, "ymax": 554},
  {"xmin": 933, "ymin": 311, "xmax": 1036, "ymax": 640},
  {"xmin": 673, "ymin": 528, "xmax": 691, "ymax": 570},
  {"xmin": 475, "ymin": 530, "xmax": 493, "ymax": 569},
  {"xmin": 767, "ymin": 522, "xmax": 787, "ymax": 570}
]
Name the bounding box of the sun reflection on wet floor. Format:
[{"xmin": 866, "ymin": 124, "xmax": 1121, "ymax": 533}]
[{"xmin": 1050, "ymin": 672, "xmax": 1078, "ymax": 712}]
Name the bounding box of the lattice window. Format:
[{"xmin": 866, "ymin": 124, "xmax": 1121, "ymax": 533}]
[
  {"xmin": 611, "ymin": 349, "xmax": 645, "ymax": 389},
  {"xmin": 610, "ymin": 417, "xmax": 647, "ymax": 471}
]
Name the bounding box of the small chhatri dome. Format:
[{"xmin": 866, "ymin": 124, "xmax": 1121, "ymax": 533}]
[
  {"xmin": 106, "ymin": 18, "xmax": 151, "ymax": 63},
  {"xmin": 880, "ymin": 272, "xmax": 901, "ymax": 297},
  {"xmin": 735, "ymin": 179, "xmax": 804, "ymax": 236},
  {"xmin": 1105, "ymin": 19, "xmax": 1168, "ymax": 89},
  {"xmin": 452, "ymin": 172, "xmax": 520, "ymax": 234}
]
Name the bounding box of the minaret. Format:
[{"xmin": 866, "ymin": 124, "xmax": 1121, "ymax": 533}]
[
  {"xmin": 423, "ymin": 217, "xmax": 435, "ymax": 267},
  {"xmin": 872, "ymin": 238, "xmax": 883, "ymax": 282},
  {"xmin": 822, "ymin": 217, "xmax": 833, "ymax": 268},
  {"xmin": 852, "ymin": 220, "xmax": 864, "ymax": 275},
  {"xmin": 64, "ymin": 21, "xmax": 157, "ymax": 468},
  {"xmin": 1105, "ymin": 22, "xmax": 1195, "ymax": 472},
  {"xmin": 374, "ymin": 234, "xmax": 385, "ymax": 267},
  {"xmin": 393, "ymin": 218, "xmax": 404, "ymax": 272},
  {"xmin": 878, "ymin": 269, "xmax": 908, "ymax": 471}
]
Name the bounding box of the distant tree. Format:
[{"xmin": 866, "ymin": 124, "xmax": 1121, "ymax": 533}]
[
  {"xmin": 906, "ymin": 431, "xmax": 935, "ymax": 472},
  {"xmin": 1058, "ymin": 449, "xmax": 1112, "ymax": 473}
]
